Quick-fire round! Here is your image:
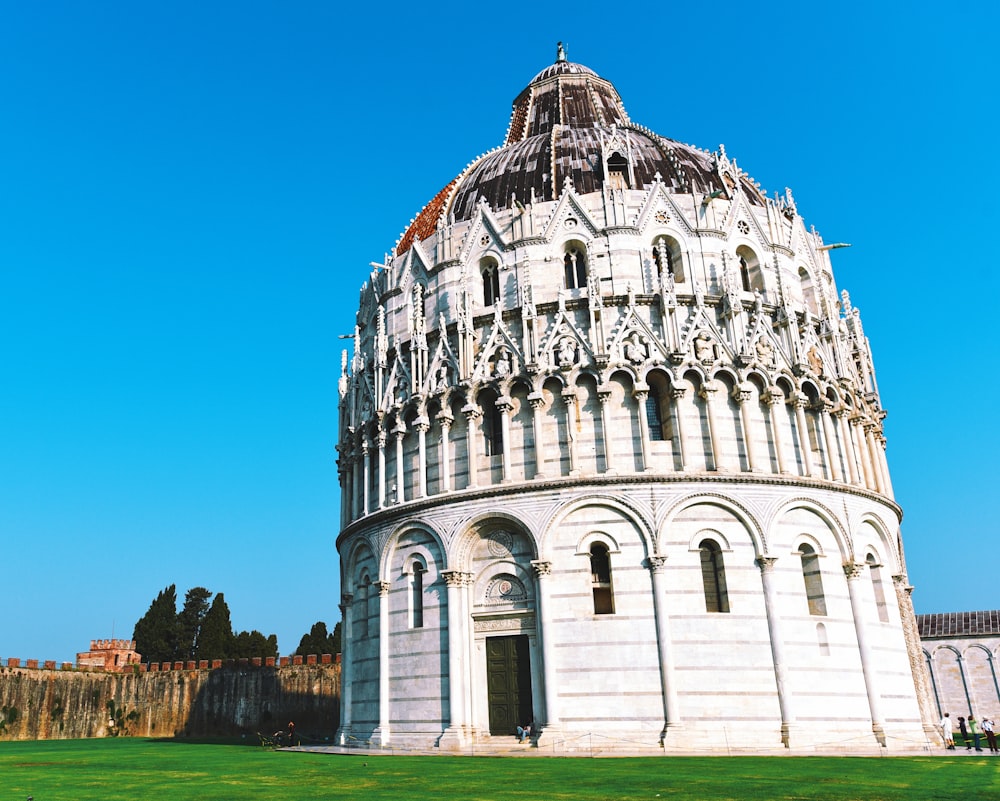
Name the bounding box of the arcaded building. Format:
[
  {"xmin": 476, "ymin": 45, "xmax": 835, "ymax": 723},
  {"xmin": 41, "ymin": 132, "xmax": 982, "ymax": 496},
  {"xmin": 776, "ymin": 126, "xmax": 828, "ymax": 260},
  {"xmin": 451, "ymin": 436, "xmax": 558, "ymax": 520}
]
[{"xmin": 335, "ymin": 47, "xmax": 936, "ymax": 751}]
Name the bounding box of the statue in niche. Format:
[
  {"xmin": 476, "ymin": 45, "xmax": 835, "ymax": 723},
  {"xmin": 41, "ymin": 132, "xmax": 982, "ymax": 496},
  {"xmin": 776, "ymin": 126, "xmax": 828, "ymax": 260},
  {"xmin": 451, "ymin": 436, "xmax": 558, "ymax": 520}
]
[
  {"xmin": 395, "ymin": 374, "xmax": 409, "ymax": 404},
  {"xmin": 494, "ymin": 349, "xmax": 511, "ymax": 378},
  {"xmin": 624, "ymin": 333, "xmax": 647, "ymax": 365},
  {"xmin": 694, "ymin": 331, "xmax": 714, "ymax": 362},
  {"xmin": 755, "ymin": 336, "xmax": 774, "ymax": 366},
  {"xmin": 435, "ymin": 363, "xmax": 450, "ymax": 391},
  {"xmin": 807, "ymin": 345, "xmax": 824, "ymax": 376},
  {"xmin": 558, "ymin": 336, "xmax": 578, "ymax": 367}
]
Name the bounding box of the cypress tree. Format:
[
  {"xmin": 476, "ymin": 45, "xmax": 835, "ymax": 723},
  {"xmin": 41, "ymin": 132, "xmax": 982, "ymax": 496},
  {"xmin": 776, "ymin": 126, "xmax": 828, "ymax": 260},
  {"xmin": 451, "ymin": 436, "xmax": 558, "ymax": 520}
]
[{"xmin": 132, "ymin": 584, "xmax": 179, "ymax": 663}]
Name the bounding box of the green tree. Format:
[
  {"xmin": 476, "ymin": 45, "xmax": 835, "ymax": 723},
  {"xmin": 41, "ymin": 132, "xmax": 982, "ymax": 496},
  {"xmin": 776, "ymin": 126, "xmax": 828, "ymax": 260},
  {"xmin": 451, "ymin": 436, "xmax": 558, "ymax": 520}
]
[
  {"xmin": 196, "ymin": 593, "xmax": 234, "ymax": 660},
  {"xmin": 132, "ymin": 584, "xmax": 179, "ymax": 663},
  {"xmin": 295, "ymin": 621, "xmax": 341, "ymax": 656},
  {"xmin": 232, "ymin": 630, "xmax": 279, "ymax": 659},
  {"xmin": 177, "ymin": 587, "xmax": 212, "ymax": 660}
]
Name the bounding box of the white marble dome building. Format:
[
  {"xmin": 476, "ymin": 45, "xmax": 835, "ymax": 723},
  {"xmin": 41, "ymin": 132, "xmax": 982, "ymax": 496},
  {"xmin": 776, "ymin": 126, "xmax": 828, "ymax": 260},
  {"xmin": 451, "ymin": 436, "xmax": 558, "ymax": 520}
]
[{"xmin": 335, "ymin": 46, "xmax": 937, "ymax": 752}]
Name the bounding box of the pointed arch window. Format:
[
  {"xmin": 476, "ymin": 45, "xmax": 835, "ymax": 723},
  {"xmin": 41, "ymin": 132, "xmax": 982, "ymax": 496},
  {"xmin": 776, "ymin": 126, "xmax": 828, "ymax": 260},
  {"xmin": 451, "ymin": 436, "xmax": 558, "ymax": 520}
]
[
  {"xmin": 866, "ymin": 553, "xmax": 889, "ymax": 623},
  {"xmin": 699, "ymin": 539, "xmax": 730, "ymax": 613},
  {"xmin": 799, "ymin": 544, "xmax": 827, "ymax": 616},
  {"xmin": 564, "ymin": 246, "xmax": 587, "ymax": 290},
  {"xmin": 481, "ymin": 258, "xmax": 500, "ymax": 307},
  {"xmin": 653, "ymin": 237, "xmax": 684, "ymax": 283},
  {"xmin": 607, "ymin": 152, "xmax": 629, "ymax": 190},
  {"xmin": 590, "ymin": 542, "xmax": 615, "ymax": 614}
]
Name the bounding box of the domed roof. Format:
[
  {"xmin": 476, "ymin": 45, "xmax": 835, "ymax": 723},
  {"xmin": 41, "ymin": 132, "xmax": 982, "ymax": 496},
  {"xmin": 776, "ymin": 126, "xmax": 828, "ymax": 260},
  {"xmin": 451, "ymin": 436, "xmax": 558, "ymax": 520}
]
[{"xmin": 397, "ymin": 46, "xmax": 760, "ymax": 255}]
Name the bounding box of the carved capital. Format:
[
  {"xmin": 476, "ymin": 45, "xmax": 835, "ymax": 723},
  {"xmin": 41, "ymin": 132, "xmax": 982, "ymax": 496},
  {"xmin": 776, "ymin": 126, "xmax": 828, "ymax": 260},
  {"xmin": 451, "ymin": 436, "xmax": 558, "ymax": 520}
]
[
  {"xmin": 462, "ymin": 403, "xmax": 483, "ymax": 422},
  {"xmin": 442, "ymin": 570, "xmax": 466, "ymax": 588},
  {"xmin": 756, "ymin": 556, "xmax": 778, "ymax": 573},
  {"xmin": 436, "ymin": 411, "xmax": 454, "ymax": 427},
  {"xmin": 531, "ymin": 559, "xmax": 553, "ymax": 578},
  {"xmin": 670, "ymin": 385, "xmax": 688, "ymax": 401},
  {"xmin": 375, "ymin": 580, "xmax": 391, "ymax": 596},
  {"xmin": 646, "ymin": 555, "xmax": 668, "ymax": 572},
  {"xmin": 495, "ymin": 396, "xmax": 514, "ymax": 414},
  {"xmin": 762, "ymin": 389, "xmax": 784, "ymax": 406},
  {"xmin": 843, "ymin": 562, "xmax": 865, "ymax": 581},
  {"xmin": 527, "ymin": 392, "xmax": 546, "ymax": 410}
]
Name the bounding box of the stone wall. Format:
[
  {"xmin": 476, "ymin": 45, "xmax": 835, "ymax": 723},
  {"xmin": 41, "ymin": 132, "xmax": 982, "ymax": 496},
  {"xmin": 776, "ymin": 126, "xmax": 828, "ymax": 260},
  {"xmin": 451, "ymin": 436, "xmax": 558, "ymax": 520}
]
[{"xmin": 0, "ymin": 658, "xmax": 340, "ymax": 741}]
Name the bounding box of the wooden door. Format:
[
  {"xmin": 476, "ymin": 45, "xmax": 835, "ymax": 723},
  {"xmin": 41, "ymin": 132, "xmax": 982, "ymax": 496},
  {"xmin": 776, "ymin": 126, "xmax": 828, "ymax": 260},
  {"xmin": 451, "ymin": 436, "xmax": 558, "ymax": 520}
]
[{"xmin": 486, "ymin": 634, "xmax": 533, "ymax": 736}]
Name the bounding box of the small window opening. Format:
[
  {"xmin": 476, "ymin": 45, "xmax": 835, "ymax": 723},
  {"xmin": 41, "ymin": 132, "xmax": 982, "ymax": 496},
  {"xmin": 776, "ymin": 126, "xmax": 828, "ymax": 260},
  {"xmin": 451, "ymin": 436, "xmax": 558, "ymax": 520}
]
[
  {"xmin": 646, "ymin": 388, "xmax": 665, "ymax": 441},
  {"xmin": 607, "ymin": 152, "xmax": 629, "ymax": 190},
  {"xmin": 799, "ymin": 544, "xmax": 827, "ymax": 616},
  {"xmin": 867, "ymin": 554, "xmax": 889, "ymax": 623},
  {"xmin": 564, "ymin": 247, "xmax": 587, "ymax": 290},
  {"xmin": 699, "ymin": 539, "xmax": 730, "ymax": 613},
  {"xmin": 482, "ymin": 260, "xmax": 500, "ymax": 306},
  {"xmin": 411, "ymin": 562, "xmax": 425, "ymax": 629},
  {"xmin": 482, "ymin": 398, "xmax": 503, "ymax": 456},
  {"xmin": 590, "ymin": 543, "xmax": 615, "ymax": 614}
]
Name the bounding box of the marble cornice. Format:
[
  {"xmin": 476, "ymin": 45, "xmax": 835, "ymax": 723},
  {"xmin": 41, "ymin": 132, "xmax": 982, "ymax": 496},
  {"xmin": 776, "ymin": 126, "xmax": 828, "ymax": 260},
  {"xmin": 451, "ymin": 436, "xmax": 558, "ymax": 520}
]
[{"xmin": 336, "ymin": 469, "xmax": 901, "ymax": 547}]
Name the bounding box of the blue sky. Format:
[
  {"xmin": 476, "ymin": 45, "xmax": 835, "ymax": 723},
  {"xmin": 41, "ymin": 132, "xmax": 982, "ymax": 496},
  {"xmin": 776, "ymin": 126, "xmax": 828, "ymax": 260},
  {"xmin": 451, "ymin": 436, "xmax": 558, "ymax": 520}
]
[{"xmin": 1, "ymin": 2, "xmax": 996, "ymax": 663}]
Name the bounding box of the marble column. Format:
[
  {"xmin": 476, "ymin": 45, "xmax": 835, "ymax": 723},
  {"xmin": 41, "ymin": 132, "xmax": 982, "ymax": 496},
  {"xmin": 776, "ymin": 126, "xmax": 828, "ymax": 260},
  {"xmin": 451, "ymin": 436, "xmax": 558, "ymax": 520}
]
[
  {"xmin": 371, "ymin": 580, "xmax": 392, "ymax": 746},
  {"xmin": 670, "ymin": 384, "xmax": 690, "ymax": 471},
  {"xmin": 757, "ymin": 556, "xmax": 794, "ymax": 746},
  {"xmin": 844, "ymin": 563, "xmax": 886, "ymax": 745},
  {"xmin": 415, "ymin": 416, "xmax": 429, "ymax": 498},
  {"xmin": 463, "ymin": 404, "xmax": 481, "ymax": 489},
  {"xmin": 893, "ymin": 573, "xmax": 943, "ymax": 742},
  {"xmin": 648, "ymin": 555, "xmax": 681, "ymax": 737},
  {"xmin": 733, "ymin": 384, "xmax": 760, "ymax": 472},
  {"xmin": 561, "ymin": 389, "xmax": 579, "ymax": 476},
  {"xmin": 497, "ymin": 395, "xmax": 513, "ymax": 483},
  {"xmin": 393, "ymin": 422, "xmax": 406, "ymax": 503},
  {"xmin": 377, "ymin": 428, "xmax": 387, "ymax": 508},
  {"xmin": 336, "ymin": 594, "xmax": 354, "ymax": 745},
  {"xmin": 789, "ymin": 392, "xmax": 814, "ymax": 477},
  {"xmin": 598, "ymin": 385, "xmax": 616, "ymax": 474},
  {"xmin": 699, "ymin": 380, "xmax": 723, "ymax": 471},
  {"xmin": 440, "ymin": 570, "xmax": 467, "ymax": 747},
  {"xmin": 528, "ymin": 392, "xmax": 546, "ymax": 478},
  {"xmin": 438, "ymin": 411, "xmax": 453, "ymax": 493},
  {"xmin": 361, "ymin": 439, "xmax": 371, "ymax": 515},
  {"xmin": 764, "ymin": 388, "xmax": 789, "ymax": 474},
  {"xmin": 852, "ymin": 416, "xmax": 875, "ymax": 489},
  {"xmin": 835, "ymin": 409, "xmax": 861, "ymax": 485},
  {"xmin": 531, "ymin": 560, "xmax": 561, "ymax": 729},
  {"xmin": 633, "ymin": 385, "xmax": 652, "ymax": 472},
  {"xmin": 865, "ymin": 425, "xmax": 886, "ymax": 494}
]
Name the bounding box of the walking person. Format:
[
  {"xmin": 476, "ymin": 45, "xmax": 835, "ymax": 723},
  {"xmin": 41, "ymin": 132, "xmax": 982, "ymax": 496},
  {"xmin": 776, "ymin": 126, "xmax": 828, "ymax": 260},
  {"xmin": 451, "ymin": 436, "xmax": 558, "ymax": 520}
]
[
  {"xmin": 959, "ymin": 716, "xmax": 971, "ymax": 749},
  {"xmin": 969, "ymin": 715, "xmax": 983, "ymax": 752},
  {"xmin": 941, "ymin": 712, "xmax": 955, "ymax": 749},
  {"xmin": 983, "ymin": 716, "xmax": 998, "ymax": 753}
]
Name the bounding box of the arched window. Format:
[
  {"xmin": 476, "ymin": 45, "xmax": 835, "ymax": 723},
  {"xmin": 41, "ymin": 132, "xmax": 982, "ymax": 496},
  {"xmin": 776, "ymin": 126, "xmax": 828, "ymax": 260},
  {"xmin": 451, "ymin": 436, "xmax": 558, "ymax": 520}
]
[
  {"xmin": 410, "ymin": 561, "xmax": 425, "ymax": 629},
  {"xmin": 646, "ymin": 386, "xmax": 665, "ymax": 441},
  {"xmin": 735, "ymin": 245, "xmax": 763, "ymax": 294},
  {"xmin": 699, "ymin": 539, "xmax": 730, "ymax": 613},
  {"xmin": 866, "ymin": 553, "xmax": 889, "ymax": 623},
  {"xmin": 816, "ymin": 622, "xmax": 830, "ymax": 656},
  {"xmin": 481, "ymin": 394, "xmax": 503, "ymax": 457},
  {"xmin": 481, "ymin": 258, "xmax": 500, "ymax": 306},
  {"xmin": 653, "ymin": 236, "xmax": 684, "ymax": 283},
  {"xmin": 564, "ymin": 246, "xmax": 587, "ymax": 290},
  {"xmin": 590, "ymin": 542, "xmax": 615, "ymax": 614},
  {"xmin": 607, "ymin": 152, "xmax": 629, "ymax": 189},
  {"xmin": 799, "ymin": 544, "xmax": 827, "ymax": 616},
  {"xmin": 357, "ymin": 575, "xmax": 370, "ymax": 638},
  {"xmin": 799, "ymin": 267, "xmax": 819, "ymax": 316}
]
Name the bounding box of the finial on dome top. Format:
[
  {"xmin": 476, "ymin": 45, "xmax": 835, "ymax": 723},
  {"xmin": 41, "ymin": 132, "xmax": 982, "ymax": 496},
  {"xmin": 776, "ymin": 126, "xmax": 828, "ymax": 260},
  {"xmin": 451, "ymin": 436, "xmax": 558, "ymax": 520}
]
[{"xmin": 556, "ymin": 41, "xmax": 567, "ymax": 63}]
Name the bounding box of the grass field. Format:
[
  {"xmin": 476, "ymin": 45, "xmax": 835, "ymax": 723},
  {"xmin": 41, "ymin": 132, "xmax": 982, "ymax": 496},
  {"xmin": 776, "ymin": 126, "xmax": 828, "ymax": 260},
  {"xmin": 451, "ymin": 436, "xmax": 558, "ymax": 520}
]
[{"xmin": 1, "ymin": 738, "xmax": 998, "ymax": 801}]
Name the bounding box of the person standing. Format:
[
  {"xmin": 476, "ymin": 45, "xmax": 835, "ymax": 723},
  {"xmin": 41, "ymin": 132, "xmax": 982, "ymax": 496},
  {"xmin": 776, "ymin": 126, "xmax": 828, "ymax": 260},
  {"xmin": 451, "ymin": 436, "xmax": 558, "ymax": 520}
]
[
  {"xmin": 969, "ymin": 715, "xmax": 983, "ymax": 752},
  {"xmin": 982, "ymin": 716, "xmax": 998, "ymax": 753},
  {"xmin": 287, "ymin": 720, "xmax": 296, "ymax": 747},
  {"xmin": 941, "ymin": 712, "xmax": 955, "ymax": 749},
  {"xmin": 959, "ymin": 716, "xmax": 971, "ymax": 749}
]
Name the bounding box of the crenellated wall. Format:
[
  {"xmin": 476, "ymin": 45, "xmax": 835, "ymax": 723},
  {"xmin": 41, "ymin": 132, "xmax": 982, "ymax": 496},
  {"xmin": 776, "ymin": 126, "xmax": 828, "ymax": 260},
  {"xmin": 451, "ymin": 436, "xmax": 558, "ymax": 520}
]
[{"xmin": 0, "ymin": 657, "xmax": 340, "ymax": 741}]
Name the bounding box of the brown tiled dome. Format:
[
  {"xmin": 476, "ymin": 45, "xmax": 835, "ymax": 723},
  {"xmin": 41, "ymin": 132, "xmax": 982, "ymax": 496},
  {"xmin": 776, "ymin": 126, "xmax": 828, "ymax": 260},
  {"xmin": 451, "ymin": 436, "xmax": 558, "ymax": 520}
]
[{"xmin": 397, "ymin": 48, "xmax": 760, "ymax": 256}]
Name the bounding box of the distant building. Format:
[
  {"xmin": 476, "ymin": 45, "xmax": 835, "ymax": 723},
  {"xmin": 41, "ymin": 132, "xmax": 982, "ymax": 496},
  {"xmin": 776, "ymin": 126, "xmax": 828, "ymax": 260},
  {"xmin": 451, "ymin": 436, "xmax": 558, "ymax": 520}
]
[
  {"xmin": 918, "ymin": 611, "xmax": 1000, "ymax": 719},
  {"xmin": 335, "ymin": 46, "xmax": 937, "ymax": 752},
  {"xmin": 76, "ymin": 639, "xmax": 142, "ymax": 671}
]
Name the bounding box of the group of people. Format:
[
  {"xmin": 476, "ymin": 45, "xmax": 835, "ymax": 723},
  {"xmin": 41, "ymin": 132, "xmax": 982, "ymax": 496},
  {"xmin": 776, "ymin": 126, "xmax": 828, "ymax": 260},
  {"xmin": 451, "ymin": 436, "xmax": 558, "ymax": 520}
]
[{"xmin": 941, "ymin": 712, "xmax": 998, "ymax": 753}]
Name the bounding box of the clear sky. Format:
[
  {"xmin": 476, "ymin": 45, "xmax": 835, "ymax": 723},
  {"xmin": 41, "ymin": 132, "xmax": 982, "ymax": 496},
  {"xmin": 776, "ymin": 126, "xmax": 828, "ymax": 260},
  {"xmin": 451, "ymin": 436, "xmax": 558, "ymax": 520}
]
[{"xmin": 2, "ymin": 2, "xmax": 996, "ymax": 663}]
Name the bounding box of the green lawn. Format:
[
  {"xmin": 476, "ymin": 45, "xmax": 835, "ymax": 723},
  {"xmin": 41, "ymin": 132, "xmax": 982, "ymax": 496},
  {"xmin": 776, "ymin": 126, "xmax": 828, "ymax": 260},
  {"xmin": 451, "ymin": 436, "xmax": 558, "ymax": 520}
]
[{"xmin": 1, "ymin": 738, "xmax": 998, "ymax": 801}]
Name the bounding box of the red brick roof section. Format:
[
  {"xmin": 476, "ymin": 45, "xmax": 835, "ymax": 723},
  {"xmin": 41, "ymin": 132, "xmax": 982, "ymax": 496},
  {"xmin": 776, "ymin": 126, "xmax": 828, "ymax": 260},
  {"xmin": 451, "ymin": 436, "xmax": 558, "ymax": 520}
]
[
  {"xmin": 917, "ymin": 610, "xmax": 1000, "ymax": 638},
  {"xmin": 396, "ymin": 177, "xmax": 459, "ymax": 256}
]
